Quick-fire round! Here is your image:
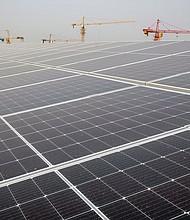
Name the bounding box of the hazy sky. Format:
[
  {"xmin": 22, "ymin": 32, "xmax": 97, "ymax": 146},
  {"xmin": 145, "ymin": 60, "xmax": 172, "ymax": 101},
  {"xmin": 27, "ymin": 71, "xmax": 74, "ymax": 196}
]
[{"xmin": 0, "ymin": 0, "xmax": 190, "ymax": 42}]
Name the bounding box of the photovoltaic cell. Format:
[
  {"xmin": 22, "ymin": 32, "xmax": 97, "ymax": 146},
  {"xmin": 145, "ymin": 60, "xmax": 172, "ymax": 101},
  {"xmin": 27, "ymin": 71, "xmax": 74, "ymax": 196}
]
[
  {"xmin": 153, "ymin": 181, "xmax": 190, "ymax": 211},
  {"xmin": 47, "ymin": 189, "xmax": 91, "ymax": 219},
  {"xmin": 102, "ymin": 171, "xmax": 146, "ymax": 197},
  {"xmin": 77, "ymin": 179, "xmax": 121, "ymax": 206},
  {"xmin": 100, "ymin": 199, "xmax": 150, "ymax": 220},
  {"xmin": 146, "ymin": 158, "xmax": 189, "ymax": 179},
  {"xmin": 176, "ymin": 174, "xmax": 190, "ymax": 189},
  {"xmin": 33, "ymin": 172, "xmax": 69, "ymax": 194},
  {"xmin": 20, "ymin": 197, "xmax": 62, "ymax": 220},
  {"xmin": 124, "ymin": 164, "xmax": 170, "ymax": 187},
  {"xmin": 59, "ymin": 164, "xmax": 96, "ymax": 186},
  {"xmin": 9, "ymin": 179, "xmax": 44, "ymax": 204},
  {"xmin": 127, "ymin": 190, "xmax": 183, "ymax": 220},
  {"xmin": 0, "ymin": 206, "xmax": 25, "ymax": 220},
  {"xmin": 68, "ymin": 211, "xmax": 102, "ymax": 220}
]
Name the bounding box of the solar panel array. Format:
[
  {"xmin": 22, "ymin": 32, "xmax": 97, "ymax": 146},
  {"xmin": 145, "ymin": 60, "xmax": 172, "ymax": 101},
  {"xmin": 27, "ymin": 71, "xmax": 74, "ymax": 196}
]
[{"xmin": 0, "ymin": 41, "xmax": 190, "ymax": 220}]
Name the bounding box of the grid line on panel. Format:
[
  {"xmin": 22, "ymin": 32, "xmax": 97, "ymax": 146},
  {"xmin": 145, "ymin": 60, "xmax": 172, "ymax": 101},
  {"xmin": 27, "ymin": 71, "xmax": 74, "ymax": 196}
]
[
  {"xmin": 4, "ymin": 43, "xmax": 123, "ymax": 65},
  {"xmin": 29, "ymin": 42, "xmax": 132, "ymax": 64},
  {"xmin": 0, "ymin": 42, "xmax": 102, "ymax": 60},
  {"xmin": 0, "ymin": 64, "xmax": 28, "ymax": 72},
  {"xmin": 17, "ymin": 42, "xmax": 115, "ymax": 62},
  {"xmin": 154, "ymin": 72, "xmax": 190, "ymax": 90},
  {"xmin": 0, "ymin": 124, "xmax": 189, "ymax": 188},
  {"xmin": 55, "ymin": 171, "xmax": 108, "ymax": 220},
  {"xmin": 0, "ymin": 68, "xmax": 48, "ymax": 80},
  {"xmin": 0, "ymin": 116, "xmax": 52, "ymax": 166},
  {"xmin": 76, "ymin": 163, "xmax": 182, "ymax": 219},
  {"xmin": 48, "ymin": 42, "xmax": 179, "ymax": 66},
  {"xmin": 0, "ymin": 41, "xmax": 190, "ymax": 220},
  {"xmin": 58, "ymin": 41, "xmax": 178, "ymax": 68},
  {"xmin": 150, "ymin": 71, "xmax": 190, "ymax": 83},
  {"xmin": 60, "ymin": 68, "xmax": 190, "ymax": 96},
  {"xmin": 0, "ymin": 170, "xmax": 106, "ymax": 220},
  {"xmin": 0, "ymin": 64, "xmax": 44, "ymax": 77},
  {"xmin": 0, "ymin": 120, "xmax": 108, "ymax": 219},
  {"xmin": 0, "ymin": 75, "xmax": 79, "ymax": 93},
  {"xmin": 68, "ymin": 140, "xmax": 190, "ymax": 219},
  {"xmin": 24, "ymin": 42, "xmax": 140, "ymax": 64},
  {"xmin": 2, "ymin": 86, "xmax": 134, "ymax": 118},
  {"xmin": 94, "ymin": 48, "xmax": 190, "ymax": 73}
]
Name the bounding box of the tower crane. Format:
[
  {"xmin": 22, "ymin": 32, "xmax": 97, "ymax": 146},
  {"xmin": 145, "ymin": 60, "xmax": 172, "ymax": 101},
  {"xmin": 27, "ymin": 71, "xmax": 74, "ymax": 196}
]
[
  {"xmin": 5, "ymin": 30, "xmax": 24, "ymax": 44},
  {"xmin": 143, "ymin": 19, "xmax": 190, "ymax": 41},
  {"xmin": 41, "ymin": 34, "xmax": 80, "ymax": 43},
  {"xmin": 41, "ymin": 34, "xmax": 55, "ymax": 43},
  {"xmin": 72, "ymin": 16, "xmax": 135, "ymax": 42}
]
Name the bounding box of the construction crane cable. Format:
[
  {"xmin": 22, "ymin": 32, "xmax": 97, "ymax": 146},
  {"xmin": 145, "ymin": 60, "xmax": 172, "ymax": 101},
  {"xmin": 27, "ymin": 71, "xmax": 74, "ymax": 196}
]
[
  {"xmin": 161, "ymin": 20, "xmax": 187, "ymax": 31},
  {"xmin": 148, "ymin": 20, "xmax": 157, "ymax": 29},
  {"xmin": 160, "ymin": 22, "xmax": 171, "ymax": 31}
]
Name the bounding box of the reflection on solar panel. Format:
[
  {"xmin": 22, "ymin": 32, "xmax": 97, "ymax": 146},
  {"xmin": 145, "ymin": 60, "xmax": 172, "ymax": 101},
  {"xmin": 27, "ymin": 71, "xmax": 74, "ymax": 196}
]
[{"xmin": 0, "ymin": 41, "xmax": 190, "ymax": 220}]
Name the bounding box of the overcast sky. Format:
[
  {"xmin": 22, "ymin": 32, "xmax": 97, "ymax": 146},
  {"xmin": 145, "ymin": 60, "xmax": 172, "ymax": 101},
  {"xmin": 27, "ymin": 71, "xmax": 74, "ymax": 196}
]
[{"xmin": 0, "ymin": 0, "xmax": 190, "ymax": 42}]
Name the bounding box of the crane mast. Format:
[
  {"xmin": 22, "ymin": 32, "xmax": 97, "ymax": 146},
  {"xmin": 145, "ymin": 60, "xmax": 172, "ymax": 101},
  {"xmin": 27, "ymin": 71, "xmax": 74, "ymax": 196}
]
[
  {"xmin": 5, "ymin": 29, "xmax": 11, "ymax": 44},
  {"xmin": 143, "ymin": 19, "xmax": 190, "ymax": 41},
  {"xmin": 72, "ymin": 16, "xmax": 135, "ymax": 42}
]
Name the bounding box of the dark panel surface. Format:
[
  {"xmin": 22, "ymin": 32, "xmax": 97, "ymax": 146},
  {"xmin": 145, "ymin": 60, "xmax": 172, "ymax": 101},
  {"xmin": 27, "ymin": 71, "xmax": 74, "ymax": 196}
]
[
  {"xmin": 0, "ymin": 206, "xmax": 25, "ymax": 220},
  {"xmin": 78, "ymin": 179, "xmax": 121, "ymax": 206},
  {"xmin": 100, "ymin": 199, "xmax": 149, "ymax": 220},
  {"xmin": 1, "ymin": 41, "xmax": 190, "ymax": 220},
  {"xmin": 128, "ymin": 190, "xmax": 183, "ymax": 220},
  {"xmin": 59, "ymin": 164, "xmax": 96, "ymax": 186},
  {"xmin": 34, "ymin": 172, "xmax": 69, "ymax": 195},
  {"xmin": 48, "ymin": 189, "xmax": 90, "ymax": 219},
  {"xmin": 125, "ymin": 164, "xmax": 169, "ymax": 187},
  {"xmin": 20, "ymin": 198, "xmax": 61, "ymax": 220},
  {"xmin": 102, "ymin": 172, "xmax": 145, "ymax": 197},
  {"xmin": 9, "ymin": 179, "xmax": 43, "ymax": 204},
  {"xmin": 0, "ymin": 75, "xmax": 129, "ymax": 115},
  {"xmin": 153, "ymin": 181, "xmax": 190, "ymax": 211},
  {"xmin": 147, "ymin": 158, "xmax": 189, "ymax": 178}
]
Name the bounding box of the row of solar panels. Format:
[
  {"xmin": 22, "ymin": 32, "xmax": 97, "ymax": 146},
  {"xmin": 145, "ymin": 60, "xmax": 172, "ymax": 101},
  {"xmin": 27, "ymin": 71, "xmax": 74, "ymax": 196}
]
[{"xmin": 0, "ymin": 41, "xmax": 189, "ymax": 219}]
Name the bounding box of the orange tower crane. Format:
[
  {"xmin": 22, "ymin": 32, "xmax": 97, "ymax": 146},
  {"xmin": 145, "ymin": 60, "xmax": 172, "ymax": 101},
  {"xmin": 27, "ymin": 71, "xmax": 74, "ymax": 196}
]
[
  {"xmin": 143, "ymin": 19, "xmax": 190, "ymax": 41},
  {"xmin": 5, "ymin": 29, "xmax": 24, "ymax": 44},
  {"xmin": 72, "ymin": 16, "xmax": 135, "ymax": 42}
]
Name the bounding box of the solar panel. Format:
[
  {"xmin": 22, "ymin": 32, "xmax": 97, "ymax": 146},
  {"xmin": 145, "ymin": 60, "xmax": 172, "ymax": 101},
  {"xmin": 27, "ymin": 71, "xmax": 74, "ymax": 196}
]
[
  {"xmin": 97, "ymin": 55, "xmax": 190, "ymax": 81},
  {"xmin": 0, "ymin": 69, "xmax": 75, "ymax": 90},
  {"xmin": 0, "ymin": 41, "xmax": 190, "ymax": 220},
  {"xmin": 156, "ymin": 72, "xmax": 190, "ymax": 89},
  {"xmin": 0, "ymin": 64, "xmax": 43, "ymax": 77},
  {"xmin": 0, "ymin": 75, "xmax": 130, "ymax": 115},
  {"xmin": 62, "ymin": 53, "xmax": 160, "ymax": 72}
]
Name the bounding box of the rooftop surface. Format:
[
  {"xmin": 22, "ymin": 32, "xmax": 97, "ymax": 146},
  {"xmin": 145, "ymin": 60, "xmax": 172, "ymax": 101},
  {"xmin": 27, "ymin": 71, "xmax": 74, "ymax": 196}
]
[{"xmin": 0, "ymin": 41, "xmax": 190, "ymax": 220}]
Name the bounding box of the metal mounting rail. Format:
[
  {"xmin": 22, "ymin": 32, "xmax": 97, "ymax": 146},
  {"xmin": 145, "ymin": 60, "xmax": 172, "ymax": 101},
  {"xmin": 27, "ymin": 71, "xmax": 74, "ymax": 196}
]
[
  {"xmin": 65, "ymin": 68, "xmax": 190, "ymax": 95},
  {"xmin": 55, "ymin": 171, "xmax": 109, "ymax": 220},
  {"xmin": 0, "ymin": 124, "xmax": 189, "ymax": 188}
]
